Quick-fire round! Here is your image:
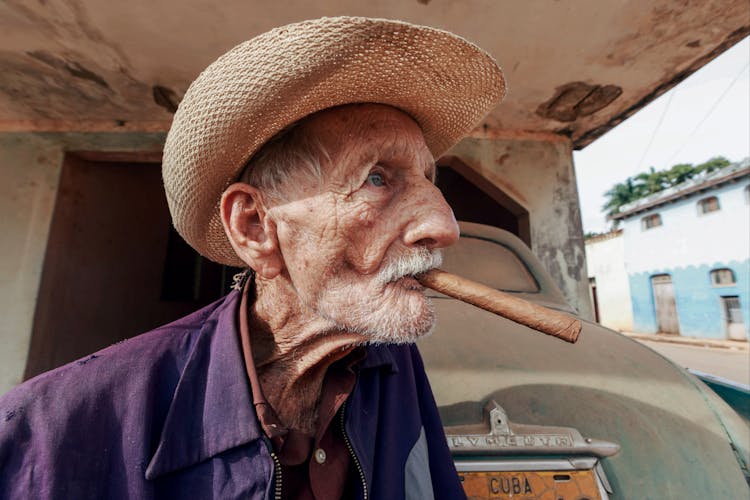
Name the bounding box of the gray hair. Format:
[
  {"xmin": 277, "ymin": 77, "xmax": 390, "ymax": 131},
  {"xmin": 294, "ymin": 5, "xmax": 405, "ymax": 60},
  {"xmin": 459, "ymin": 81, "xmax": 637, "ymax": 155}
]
[{"xmin": 239, "ymin": 120, "xmax": 329, "ymax": 204}]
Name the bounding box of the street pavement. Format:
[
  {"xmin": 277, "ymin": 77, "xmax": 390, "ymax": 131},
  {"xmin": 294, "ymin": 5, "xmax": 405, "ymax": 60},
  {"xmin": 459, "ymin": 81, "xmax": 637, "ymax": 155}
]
[{"xmin": 636, "ymin": 339, "xmax": 749, "ymax": 386}]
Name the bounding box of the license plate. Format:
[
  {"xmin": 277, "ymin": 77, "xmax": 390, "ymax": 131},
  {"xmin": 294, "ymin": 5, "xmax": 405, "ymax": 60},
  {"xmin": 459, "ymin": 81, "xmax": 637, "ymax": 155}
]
[{"xmin": 459, "ymin": 469, "xmax": 602, "ymax": 499}]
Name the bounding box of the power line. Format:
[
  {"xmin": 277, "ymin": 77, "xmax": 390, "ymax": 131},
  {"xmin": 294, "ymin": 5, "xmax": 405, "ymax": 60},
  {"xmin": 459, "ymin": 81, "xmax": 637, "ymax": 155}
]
[
  {"xmin": 636, "ymin": 88, "xmax": 677, "ymax": 171},
  {"xmin": 665, "ymin": 60, "xmax": 749, "ymax": 166}
]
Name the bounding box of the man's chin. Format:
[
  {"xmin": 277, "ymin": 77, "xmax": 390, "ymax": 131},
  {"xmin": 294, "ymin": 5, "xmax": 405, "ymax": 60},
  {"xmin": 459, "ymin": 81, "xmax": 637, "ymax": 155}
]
[
  {"xmin": 355, "ymin": 299, "xmax": 437, "ymax": 345},
  {"xmin": 361, "ymin": 321, "xmax": 436, "ymax": 345},
  {"xmin": 314, "ymin": 282, "xmax": 436, "ymax": 344}
]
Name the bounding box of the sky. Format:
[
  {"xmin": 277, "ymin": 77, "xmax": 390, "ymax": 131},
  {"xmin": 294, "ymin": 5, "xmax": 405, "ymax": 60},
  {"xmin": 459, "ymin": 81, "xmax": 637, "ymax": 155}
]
[{"xmin": 573, "ymin": 37, "xmax": 750, "ymax": 234}]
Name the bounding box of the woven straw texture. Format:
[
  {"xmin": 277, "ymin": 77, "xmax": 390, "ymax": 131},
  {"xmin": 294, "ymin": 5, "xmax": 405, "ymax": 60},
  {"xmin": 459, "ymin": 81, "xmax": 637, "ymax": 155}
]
[{"xmin": 162, "ymin": 16, "xmax": 505, "ymax": 266}]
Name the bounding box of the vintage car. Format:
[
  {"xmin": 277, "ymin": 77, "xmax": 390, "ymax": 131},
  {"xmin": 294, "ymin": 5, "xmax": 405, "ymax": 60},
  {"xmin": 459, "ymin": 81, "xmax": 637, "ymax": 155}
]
[{"xmin": 418, "ymin": 221, "xmax": 750, "ymax": 499}]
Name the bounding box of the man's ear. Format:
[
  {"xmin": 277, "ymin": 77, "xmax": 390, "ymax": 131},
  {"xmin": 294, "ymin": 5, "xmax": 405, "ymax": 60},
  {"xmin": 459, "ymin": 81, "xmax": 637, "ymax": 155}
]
[{"xmin": 220, "ymin": 183, "xmax": 284, "ymax": 279}]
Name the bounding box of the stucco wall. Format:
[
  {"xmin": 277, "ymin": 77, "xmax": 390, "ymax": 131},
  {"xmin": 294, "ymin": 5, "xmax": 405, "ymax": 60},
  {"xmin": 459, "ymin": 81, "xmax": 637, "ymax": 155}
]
[
  {"xmin": 0, "ymin": 132, "xmax": 164, "ymax": 395},
  {"xmin": 449, "ymin": 136, "xmax": 594, "ymax": 320},
  {"xmin": 623, "ymin": 179, "xmax": 750, "ymax": 339},
  {"xmin": 0, "ymin": 135, "xmax": 63, "ymax": 395},
  {"xmin": 585, "ymin": 233, "xmax": 634, "ymax": 331}
]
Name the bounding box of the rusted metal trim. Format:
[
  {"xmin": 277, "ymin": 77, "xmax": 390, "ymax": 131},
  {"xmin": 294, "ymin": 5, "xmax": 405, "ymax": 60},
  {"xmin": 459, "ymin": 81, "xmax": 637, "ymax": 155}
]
[{"xmin": 573, "ymin": 25, "xmax": 750, "ymax": 150}]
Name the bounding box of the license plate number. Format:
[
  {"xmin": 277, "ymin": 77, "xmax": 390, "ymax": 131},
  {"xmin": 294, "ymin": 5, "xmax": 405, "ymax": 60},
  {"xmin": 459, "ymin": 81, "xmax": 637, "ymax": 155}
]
[{"xmin": 459, "ymin": 470, "xmax": 602, "ymax": 499}]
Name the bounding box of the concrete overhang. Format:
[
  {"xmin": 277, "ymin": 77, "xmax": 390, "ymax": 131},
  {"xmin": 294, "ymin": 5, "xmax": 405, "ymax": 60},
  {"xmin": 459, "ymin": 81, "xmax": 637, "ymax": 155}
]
[{"xmin": 1, "ymin": 1, "xmax": 747, "ymax": 149}]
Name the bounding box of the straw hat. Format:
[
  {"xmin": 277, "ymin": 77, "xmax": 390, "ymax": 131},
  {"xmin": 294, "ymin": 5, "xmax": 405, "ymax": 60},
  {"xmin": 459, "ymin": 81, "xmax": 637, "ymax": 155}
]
[{"xmin": 163, "ymin": 16, "xmax": 505, "ymax": 266}]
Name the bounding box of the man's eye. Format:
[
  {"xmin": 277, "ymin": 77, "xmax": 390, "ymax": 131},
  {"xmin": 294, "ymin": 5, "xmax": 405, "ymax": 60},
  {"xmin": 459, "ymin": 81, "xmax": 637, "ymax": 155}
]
[{"xmin": 366, "ymin": 172, "xmax": 386, "ymax": 187}]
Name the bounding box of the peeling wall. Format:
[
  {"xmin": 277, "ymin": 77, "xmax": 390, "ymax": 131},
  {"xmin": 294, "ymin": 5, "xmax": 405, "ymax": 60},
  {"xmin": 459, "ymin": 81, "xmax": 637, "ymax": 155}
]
[
  {"xmin": 448, "ymin": 137, "xmax": 594, "ymax": 320},
  {"xmin": 0, "ymin": 131, "xmax": 164, "ymax": 395}
]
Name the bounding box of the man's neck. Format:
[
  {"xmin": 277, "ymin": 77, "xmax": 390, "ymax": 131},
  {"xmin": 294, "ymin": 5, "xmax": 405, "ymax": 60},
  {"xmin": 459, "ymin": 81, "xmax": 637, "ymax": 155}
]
[{"xmin": 247, "ymin": 275, "xmax": 362, "ymax": 435}]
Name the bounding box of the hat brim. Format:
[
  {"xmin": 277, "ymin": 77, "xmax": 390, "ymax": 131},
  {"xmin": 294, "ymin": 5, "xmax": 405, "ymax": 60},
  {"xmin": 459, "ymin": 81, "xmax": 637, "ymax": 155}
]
[{"xmin": 163, "ymin": 16, "xmax": 505, "ymax": 266}]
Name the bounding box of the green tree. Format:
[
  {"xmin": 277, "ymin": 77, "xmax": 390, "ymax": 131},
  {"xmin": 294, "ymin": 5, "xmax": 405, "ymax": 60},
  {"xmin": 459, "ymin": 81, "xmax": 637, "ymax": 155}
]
[
  {"xmin": 694, "ymin": 156, "xmax": 730, "ymax": 175},
  {"xmin": 601, "ymin": 156, "xmax": 733, "ymax": 229},
  {"xmin": 634, "ymin": 167, "xmax": 669, "ymax": 195},
  {"xmin": 664, "ymin": 163, "xmax": 695, "ymax": 186},
  {"xmin": 602, "ymin": 176, "xmax": 640, "ymax": 219}
]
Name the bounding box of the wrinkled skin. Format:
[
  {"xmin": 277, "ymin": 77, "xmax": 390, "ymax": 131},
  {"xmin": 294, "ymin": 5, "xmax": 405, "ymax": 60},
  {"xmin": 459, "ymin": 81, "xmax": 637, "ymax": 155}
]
[{"xmin": 221, "ymin": 104, "xmax": 459, "ymax": 432}]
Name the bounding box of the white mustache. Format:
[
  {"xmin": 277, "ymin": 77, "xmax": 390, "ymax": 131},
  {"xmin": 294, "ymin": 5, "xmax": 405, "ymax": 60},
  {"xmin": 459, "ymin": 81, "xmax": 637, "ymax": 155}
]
[{"xmin": 376, "ymin": 248, "xmax": 443, "ymax": 285}]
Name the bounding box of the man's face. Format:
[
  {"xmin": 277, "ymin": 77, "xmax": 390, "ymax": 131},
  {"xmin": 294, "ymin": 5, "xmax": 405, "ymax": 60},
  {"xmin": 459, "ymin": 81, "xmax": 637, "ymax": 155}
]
[{"xmin": 266, "ymin": 104, "xmax": 460, "ymax": 343}]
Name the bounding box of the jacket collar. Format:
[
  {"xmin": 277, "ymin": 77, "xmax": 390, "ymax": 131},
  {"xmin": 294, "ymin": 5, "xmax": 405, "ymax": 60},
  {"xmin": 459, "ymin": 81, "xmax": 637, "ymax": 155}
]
[
  {"xmin": 145, "ymin": 290, "xmax": 261, "ymax": 479},
  {"xmin": 145, "ymin": 287, "xmax": 399, "ymax": 479},
  {"xmin": 360, "ymin": 343, "xmax": 398, "ymax": 373}
]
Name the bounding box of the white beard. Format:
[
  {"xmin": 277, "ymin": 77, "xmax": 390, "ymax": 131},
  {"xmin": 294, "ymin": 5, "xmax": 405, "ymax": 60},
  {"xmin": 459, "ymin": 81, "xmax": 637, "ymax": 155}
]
[{"xmin": 312, "ymin": 248, "xmax": 443, "ymax": 344}]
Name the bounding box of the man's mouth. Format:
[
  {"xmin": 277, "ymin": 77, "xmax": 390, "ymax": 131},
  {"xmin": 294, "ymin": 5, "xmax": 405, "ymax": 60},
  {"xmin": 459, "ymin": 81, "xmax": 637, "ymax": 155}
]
[
  {"xmin": 391, "ymin": 275, "xmax": 424, "ymax": 291},
  {"xmin": 376, "ymin": 248, "xmax": 443, "ymax": 286}
]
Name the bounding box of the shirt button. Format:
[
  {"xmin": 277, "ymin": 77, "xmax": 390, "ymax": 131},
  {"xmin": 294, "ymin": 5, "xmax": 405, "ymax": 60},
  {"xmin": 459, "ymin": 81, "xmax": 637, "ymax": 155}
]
[{"xmin": 314, "ymin": 448, "xmax": 327, "ymax": 464}]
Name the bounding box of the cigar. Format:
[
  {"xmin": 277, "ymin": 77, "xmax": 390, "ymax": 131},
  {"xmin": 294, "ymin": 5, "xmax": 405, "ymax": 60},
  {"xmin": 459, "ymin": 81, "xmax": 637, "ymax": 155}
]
[{"xmin": 416, "ymin": 269, "xmax": 582, "ymax": 344}]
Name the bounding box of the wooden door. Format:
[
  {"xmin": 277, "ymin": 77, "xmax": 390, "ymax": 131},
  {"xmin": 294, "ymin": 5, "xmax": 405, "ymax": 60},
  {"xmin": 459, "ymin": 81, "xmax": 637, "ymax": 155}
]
[
  {"xmin": 652, "ymin": 274, "xmax": 680, "ymax": 334},
  {"xmin": 24, "ymin": 155, "xmax": 234, "ymax": 380}
]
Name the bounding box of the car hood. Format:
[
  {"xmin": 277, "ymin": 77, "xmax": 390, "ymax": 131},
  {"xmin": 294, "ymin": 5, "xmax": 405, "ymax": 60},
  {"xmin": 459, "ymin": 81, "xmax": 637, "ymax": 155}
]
[{"xmin": 419, "ymin": 298, "xmax": 750, "ymax": 498}]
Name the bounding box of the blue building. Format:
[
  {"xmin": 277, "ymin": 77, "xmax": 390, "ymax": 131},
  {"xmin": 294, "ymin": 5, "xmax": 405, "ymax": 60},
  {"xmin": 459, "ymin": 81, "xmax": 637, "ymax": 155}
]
[{"xmin": 612, "ymin": 159, "xmax": 749, "ymax": 341}]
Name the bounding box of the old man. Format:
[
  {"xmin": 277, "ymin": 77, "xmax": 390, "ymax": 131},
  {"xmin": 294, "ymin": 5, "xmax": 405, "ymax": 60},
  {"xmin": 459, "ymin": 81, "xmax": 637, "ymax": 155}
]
[{"xmin": 0, "ymin": 17, "xmax": 504, "ymax": 499}]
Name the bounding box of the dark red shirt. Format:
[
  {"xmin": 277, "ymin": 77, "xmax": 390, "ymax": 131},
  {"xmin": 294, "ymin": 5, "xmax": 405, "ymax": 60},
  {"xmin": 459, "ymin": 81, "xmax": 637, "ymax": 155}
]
[
  {"xmin": 275, "ymin": 355, "xmax": 361, "ymax": 499},
  {"xmin": 238, "ymin": 277, "xmax": 361, "ymax": 499}
]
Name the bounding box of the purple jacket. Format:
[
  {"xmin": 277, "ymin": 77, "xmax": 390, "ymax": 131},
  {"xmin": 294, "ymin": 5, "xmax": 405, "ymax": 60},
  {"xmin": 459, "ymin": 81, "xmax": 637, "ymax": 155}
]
[{"xmin": 0, "ymin": 289, "xmax": 466, "ymax": 499}]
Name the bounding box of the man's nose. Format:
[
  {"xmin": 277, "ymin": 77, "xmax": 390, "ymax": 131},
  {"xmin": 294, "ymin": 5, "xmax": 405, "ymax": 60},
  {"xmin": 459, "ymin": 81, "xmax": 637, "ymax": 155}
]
[{"xmin": 403, "ymin": 182, "xmax": 460, "ymax": 249}]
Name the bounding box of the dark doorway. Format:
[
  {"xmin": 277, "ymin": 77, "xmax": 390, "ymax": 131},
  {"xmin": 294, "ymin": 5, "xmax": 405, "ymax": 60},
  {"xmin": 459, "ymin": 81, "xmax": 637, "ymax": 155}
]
[
  {"xmin": 24, "ymin": 154, "xmax": 237, "ymax": 380},
  {"xmin": 436, "ymin": 159, "xmax": 530, "ymax": 247}
]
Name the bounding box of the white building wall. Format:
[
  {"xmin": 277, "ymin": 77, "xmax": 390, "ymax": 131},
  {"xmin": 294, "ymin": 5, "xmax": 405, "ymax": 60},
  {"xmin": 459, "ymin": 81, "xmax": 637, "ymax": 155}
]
[
  {"xmin": 621, "ymin": 177, "xmax": 750, "ymax": 338},
  {"xmin": 585, "ymin": 233, "xmax": 633, "ymax": 331},
  {"xmin": 622, "ymin": 181, "xmax": 750, "ymax": 273}
]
